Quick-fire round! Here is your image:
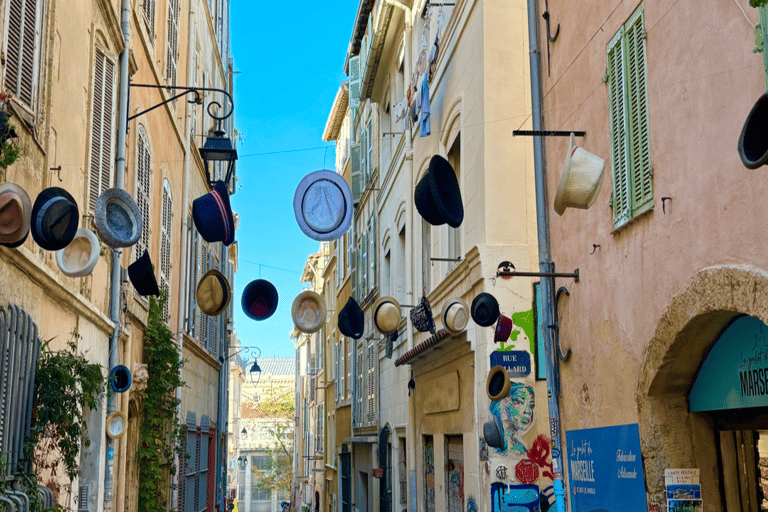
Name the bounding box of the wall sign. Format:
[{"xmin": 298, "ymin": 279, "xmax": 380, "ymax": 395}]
[
  {"xmin": 689, "ymin": 315, "xmax": 768, "ymax": 412},
  {"xmin": 565, "ymin": 423, "xmax": 647, "ymax": 512},
  {"xmin": 490, "ymin": 350, "xmax": 531, "ymax": 378}
]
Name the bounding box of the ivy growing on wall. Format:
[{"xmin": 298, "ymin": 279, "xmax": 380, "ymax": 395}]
[
  {"xmin": 137, "ymin": 292, "xmax": 185, "ymax": 512},
  {"xmin": 753, "ymin": 0, "xmax": 768, "ymax": 7}
]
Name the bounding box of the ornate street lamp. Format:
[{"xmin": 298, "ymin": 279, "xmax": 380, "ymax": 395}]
[{"xmin": 199, "ymin": 126, "xmax": 238, "ymax": 190}]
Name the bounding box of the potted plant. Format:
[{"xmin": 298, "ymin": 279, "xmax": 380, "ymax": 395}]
[{"xmin": 0, "ymin": 106, "xmax": 20, "ymax": 169}]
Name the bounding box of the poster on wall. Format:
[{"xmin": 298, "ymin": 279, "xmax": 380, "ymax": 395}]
[
  {"xmin": 665, "ymin": 469, "xmax": 703, "ymax": 512},
  {"xmin": 565, "ymin": 423, "xmax": 647, "ymax": 512}
]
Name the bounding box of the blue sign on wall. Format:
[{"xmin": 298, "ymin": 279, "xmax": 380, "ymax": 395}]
[
  {"xmin": 565, "ymin": 423, "xmax": 647, "ymax": 512},
  {"xmin": 490, "ymin": 350, "xmax": 531, "ymax": 378}
]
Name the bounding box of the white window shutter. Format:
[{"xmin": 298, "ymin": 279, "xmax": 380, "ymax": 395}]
[
  {"xmin": 89, "ymin": 49, "xmax": 115, "ymax": 211},
  {"xmin": 160, "ymin": 182, "xmax": 172, "ymax": 320},
  {"xmin": 135, "ymin": 127, "xmax": 152, "ymax": 261},
  {"xmin": 367, "ymin": 340, "xmax": 375, "ymax": 425},
  {"xmin": 4, "ymin": 0, "xmax": 42, "ymax": 109},
  {"xmin": 166, "ymin": 0, "xmax": 179, "ymax": 87}
]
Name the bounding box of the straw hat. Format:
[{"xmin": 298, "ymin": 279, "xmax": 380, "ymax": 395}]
[
  {"xmin": 56, "ymin": 228, "xmax": 100, "ymax": 277},
  {"xmin": 106, "ymin": 411, "xmax": 128, "ymax": 439},
  {"xmin": 94, "ymin": 188, "xmax": 143, "ymax": 248},
  {"xmin": 0, "ymin": 182, "xmax": 31, "ymax": 245},
  {"xmin": 441, "ymin": 297, "xmax": 469, "ymax": 334},
  {"xmin": 373, "ymin": 297, "xmax": 402, "ymax": 335},
  {"xmin": 486, "ymin": 365, "xmax": 511, "ymax": 401},
  {"xmin": 553, "ymin": 133, "xmax": 605, "ymax": 215},
  {"xmin": 291, "ymin": 290, "xmax": 327, "ymax": 333},
  {"xmin": 197, "ymin": 269, "xmax": 232, "ymax": 316}
]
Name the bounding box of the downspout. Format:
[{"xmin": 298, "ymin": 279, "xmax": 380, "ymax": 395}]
[
  {"xmin": 105, "ymin": 0, "xmax": 131, "ymax": 507},
  {"xmin": 526, "ymin": 1, "xmax": 566, "ymax": 511}
]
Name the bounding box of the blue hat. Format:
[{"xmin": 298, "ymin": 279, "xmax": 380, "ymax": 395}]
[
  {"xmin": 31, "ymin": 187, "xmax": 79, "ymax": 251},
  {"xmin": 128, "ymin": 250, "xmax": 160, "ymax": 297},
  {"xmin": 109, "ymin": 365, "xmax": 132, "ymax": 393},
  {"xmin": 242, "ymin": 279, "xmax": 278, "ymax": 321},
  {"xmin": 338, "ymin": 297, "xmax": 364, "ymax": 340},
  {"xmin": 192, "ymin": 180, "xmax": 235, "ymax": 246}
]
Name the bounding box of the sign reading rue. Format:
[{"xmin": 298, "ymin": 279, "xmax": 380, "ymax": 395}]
[{"xmin": 490, "ymin": 350, "xmax": 531, "ymax": 378}]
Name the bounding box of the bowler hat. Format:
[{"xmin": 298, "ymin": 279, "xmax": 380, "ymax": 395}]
[
  {"xmin": 109, "ymin": 365, "xmax": 132, "ymax": 393},
  {"xmin": 197, "ymin": 269, "xmax": 231, "ymax": 316},
  {"xmin": 31, "ymin": 187, "xmax": 79, "ymax": 251},
  {"xmin": 291, "ymin": 290, "xmax": 327, "ymax": 333},
  {"xmin": 95, "ymin": 188, "xmax": 143, "ymax": 247},
  {"xmin": 553, "ymin": 133, "xmax": 605, "ymax": 215},
  {"xmin": 242, "ymin": 279, "xmax": 278, "ymax": 321},
  {"xmin": 414, "ymin": 155, "xmax": 464, "ymax": 228},
  {"xmin": 486, "ymin": 365, "xmax": 511, "ymax": 401},
  {"xmin": 193, "ymin": 180, "xmax": 235, "ymax": 246},
  {"xmin": 471, "ymin": 293, "xmax": 500, "ymax": 327},
  {"xmin": 0, "ymin": 182, "xmax": 31, "ymax": 245},
  {"xmin": 293, "ymin": 170, "xmax": 353, "ymax": 242},
  {"xmin": 56, "ymin": 228, "xmax": 100, "ymax": 277},
  {"xmin": 441, "ymin": 297, "xmax": 469, "ymax": 335},
  {"xmin": 483, "ymin": 417, "xmax": 504, "ymax": 449},
  {"xmin": 494, "ymin": 314, "xmax": 513, "ymax": 342},
  {"xmin": 739, "ymin": 91, "xmax": 768, "ymax": 169},
  {"xmin": 128, "ymin": 249, "xmax": 160, "ymax": 296},
  {"xmin": 373, "ymin": 296, "xmax": 401, "ymax": 335},
  {"xmin": 410, "ymin": 295, "xmax": 436, "ymax": 334},
  {"xmin": 338, "ymin": 297, "xmax": 364, "ymax": 340}
]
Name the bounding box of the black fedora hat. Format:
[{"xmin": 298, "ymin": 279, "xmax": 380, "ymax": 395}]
[
  {"xmin": 109, "ymin": 365, "xmax": 132, "ymax": 393},
  {"xmin": 471, "ymin": 292, "xmax": 500, "ymax": 327},
  {"xmin": 31, "ymin": 187, "xmax": 79, "ymax": 251},
  {"xmin": 242, "ymin": 279, "xmax": 278, "ymax": 321},
  {"xmin": 128, "ymin": 250, "xmax": 160, "ymax": 297},
  {"xmin": 193, "ymin": 180, "xmax": 235, "ymax": 246},
  {"xmin": 338, "ymin": 297, "xmax": 364, "ymax": 340},
  {"xmin": 414, "ymin": 155, "xmax": 464, "ymax": 228},
  {"xmin": 739, "ymin": 91, "xmax": 768, "ymax": 169}
]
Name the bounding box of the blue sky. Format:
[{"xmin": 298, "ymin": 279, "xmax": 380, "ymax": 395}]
[{"xmin": 229, "ymin": 0, "xmax": 359, "ymax": 359}]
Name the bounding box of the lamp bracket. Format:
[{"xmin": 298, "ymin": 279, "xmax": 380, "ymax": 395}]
[
  {"xmin": 128, "ymin": 83, "xmax": 234, "ymax": 123},
  {"xmin": 495, "ymin": 261, "xmax": 579, "ymax": 282}
]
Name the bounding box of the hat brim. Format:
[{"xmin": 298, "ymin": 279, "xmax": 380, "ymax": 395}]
[
  {"xmin": 128, "ymin": 250, "xmax": 160, "ymax": 296},
  {"xmin": 197, "ymin": 269, "xmax": 232, "ymax": 316},
  {"xmin": 106, "ymin": 411, "xmax": 128, "ymax": 439},
  {"xmin": 291, "ymin": 289, "xmax": 328, "ymax": 333},
  {"xmin": 293, "ymin": 170, "xmax": 353, "ymax": 242},
  {"xmin": 0, "ymin": 183, "xmax": 31, "ymax": 244},
  {"xmin": 373, "ymin": 296, "xmax": 402, "ymax": 335},
  {"xmin": 441, "ymin": 297, "xmax": 469, "ymax": 334},
  {"xmin": 31, "ymin": 187, "xmax": 79, "ymax": 251},
  {"xmin": 486, "ymin": 365, "xmax": 511, "ymax": 401},
  {"xmin": 95, "ymin": 188, "xmax": 143, "ymax": 248},
  {"xmin": 109, "ymin": 365, "xmax": 132, "ymax": 393},
  {"xmin": 56, "ymin": 228, "xmax": 100, "ymax": 277}
]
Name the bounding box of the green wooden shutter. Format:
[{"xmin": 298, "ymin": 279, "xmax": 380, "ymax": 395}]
[
  {"xmin": 349, "ymin": 55, "xmax": 361, "ymax": 128},
  {"xmin": 761, "ymin": 6, "xmax": 768, "ymax": 88},
  {"xmin": 607, "ymin": 29, "xmax": 630, "ymax": 228},
  {"xmin": 350, "ymin": 142, "xmax": 362, "ymax": 205},
  {"xmin": 625, "ymin": 8, "xmax": 653, "ymax": 217}
]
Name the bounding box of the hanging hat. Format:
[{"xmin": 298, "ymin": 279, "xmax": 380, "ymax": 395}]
[
  {"xmin": 128, "ymin": 249, "xmax": 160, "ymax": 297},
  {"xmin": 0, "ymin": 182, "xmax": 31, "ymax": 245},
  {"xmin": 56, "ymin": 228, "xmax": 99, "ymax": 277},
  {"xmin": 410, "ymin": 295, "xmax": 436, "ymax": 334},
  {"xmin": 109, "ymin": 365, "xmax": 132, "ymax": 393},
  {"xmin": 242, "ymin": 279, "xmax": 278, "ymax": 321},
  {"xmin": 106, "ymin": 410, "xmax": 128, "ymax": 439},
  {"xmin": 739, "ymin": 91, "xmax": 768, "ymax": 168},
  {"xmin": 31, "ymin": 187, "xmax": 79, "ymax": 251},
  {"xmin": 94, "ymin": 188, "xmax": 143, "ymax": 248},
  {"xmin": 414, "ymin": 155, "xmax": 464, "ymax": 228},
  {"xmin": 494, "ymin": 314, "xmax": 513, "ymax": 342},
  {"xmin": 197, "ymin": 269, "xmax": 231, "ymax": 316},
  {"xmin": 471, "ymin": 293, "xmax": 500, "ymax": 327},
  {"xmin": 373, "ymin": 297, "xmax": 402, "ymax": 335},
  {"xmin": 486, "ymin": 365, "xmax": 511, "ymax": 401},
  {"xmin": 293, "ymin": 170, "xmax": 353, "ymax": 242},
  {"xmin": 1, "ymin": 230, "xmax": 28, "ymax": 248},
  {"xmin": 441, "ymin": 297, "xmax": 469, "ymax": 335},
  {"xmin": 291, "ymin": 290, "xmax": 327, "ymax": 333},
  {"xmin": 338, "ymin": 296, "xmax": 364, "ymax": 340},
  {"xmin": 192, "ymin": 180, "xmax": 235, "ymax": 246},
  {"xmin": 483, "ymin": 417, "xmax": 504, "ymax": 449},
  {"xmin": 553, "ymin": 133, "xmax": 605, "ymax": 215}
]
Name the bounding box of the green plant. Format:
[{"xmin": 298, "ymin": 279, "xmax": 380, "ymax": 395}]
[
  {"xmin": 29, "ymin": 332, "xmax": 106, "ymax": 498},
  {"xmin": 137, "ymin": 291, "xmax": 185, "ymax": 512},
  {"xmin": 752, "ymin": 0, "xmax": 768, "ymax": 7},
  {"xmin": 250, "ymin": 389, "xmax": 295, "ymax": 499},
  {"xmin": 0, "ymin": 113, "xmax": 20, "ymax": 169}
]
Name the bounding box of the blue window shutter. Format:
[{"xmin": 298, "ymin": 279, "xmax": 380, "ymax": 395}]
[
  {"xmin": 607, "ymin": 28, "xmax": 630, "ymax": 228},
  {"xmin": 349, "ymin": 55, "xmax": 361, "ymax": 115}
]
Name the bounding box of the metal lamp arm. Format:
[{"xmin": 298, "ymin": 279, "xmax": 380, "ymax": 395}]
[{"xmin": 128, "ymin": 83, "xmax": 234, "ymax": 122}]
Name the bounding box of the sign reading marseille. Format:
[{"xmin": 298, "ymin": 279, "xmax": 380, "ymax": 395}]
[{"xmin": 566, "ymin": 423, "xmax": 647, "ymax": 512}]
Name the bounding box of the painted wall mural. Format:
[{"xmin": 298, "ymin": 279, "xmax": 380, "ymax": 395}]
[
  {"xmin": 489, "ymin": 382, "xmax": 535, "ymax": 454},
  {"xmin": 491, "ymin": 483, "xmax": 540, "ymax": 512}
]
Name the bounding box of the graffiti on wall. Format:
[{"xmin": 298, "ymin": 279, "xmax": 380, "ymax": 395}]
[
  {"xmin": 424, "ymin": 440, "xmax": 435, "ymax": 512},
  {"xmin": 447, "ymin": 462, "xmax": 464, "ymax": 512},
  {"xmin": 489, "ymin": 382, "xmax": 535, "ymax": 455},
  {"xmin": 491, "ymin": 483, "xmax": 540, "ymax": 512},
  {"xmin": 466, "ymin": 496, "xmax": 478, "ymax": 512},
  {"xmin": 496, "ymin": 307, "xmax": 535, "ymax": 354}
]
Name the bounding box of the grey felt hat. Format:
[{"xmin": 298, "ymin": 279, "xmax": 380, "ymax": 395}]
[
  {"xmin": 483, "ymin": 418, "xmax": 504, "ymax": 449},
  {"xmin": 95, "ymin": 188, "xmax": 143, "ymax": 248}
]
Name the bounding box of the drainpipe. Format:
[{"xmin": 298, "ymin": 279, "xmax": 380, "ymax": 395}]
[
  {"xmin": 104, "ymin": 0, "xmax": 131, "ymax": 507},
  {"xmin": 526, "ymin": 0, "xmax": 566, "ymax": 511}
]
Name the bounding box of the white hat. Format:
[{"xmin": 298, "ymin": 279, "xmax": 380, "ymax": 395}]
[
  {"xmin": 291, "ymin": 290, "xmax": 327, "ymax": 334},
  {"xmin": 441, "ymin": 297, "xmax": 469, "ymax": 334},
  {"xmin": 373, "ymin": 297, "xmax": 402, "ymax": 335},
  {"xmin": 106, "ymin": 410, "xmax": 128, "ymax": 439},
  {"xmin": 553, "ymin": 133, "xmax": 605, "ymax": 216},
  {"xmin": 56, "ymin": 228, "xmax": 100, "ymax": 277}
]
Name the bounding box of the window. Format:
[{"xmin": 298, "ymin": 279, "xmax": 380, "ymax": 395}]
[
  {"xmin": 316, "ymin": 403, "xmax": 324, "ymax": 453},
  {"xmin": 421, "ymin": 219, "xmax": 431, "ymax": 293},
  {"xmin": 141, "ymin": 0, "xmax": 156, "ymax": 39},
  {"xmin": 4, "ymin": 0, "xmax": 44, "ymax": 110},
  {"xmin": 251, "ymin": 455, "xmax": 271, "ymax": 471},
  {"xmin": 607, "ymin": 5, "xmax": 652, "ymax": 229},
  {"xmin": 166, "ymin": 0, "xmax": 179, "ymax": 87},
  {"xmin": 369, "ymin": 216, "xmax": 376, "ymax": 292},
  {"xmin": 89, "ymin": 48, "xmax": 115, "ymax": 211},
  {"xmin": 135, "ymin": 127, "xmax": 151, "ymax": 261},
  {"xmin": 446, "ymin": 136, "xmax": 461, "ymax": 268},
  {"xmin": 181, "ymin": 414, "xmax": 211, "ymax": 512},
  {"xmin": 346, "ymin": 336, "xmax": 352, "ymax": 400},
  {"xmin": 160, "ymin": 181, "xmax": 172, "ymax": 321},
  {"xmin": 366, "ymin": 118, "xmax": 373, "ymax": 184}
]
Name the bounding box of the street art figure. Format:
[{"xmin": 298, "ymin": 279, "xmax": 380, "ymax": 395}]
[{"xmin": 489, "ymin": 382, "xmax": 535, "ymax": 454}]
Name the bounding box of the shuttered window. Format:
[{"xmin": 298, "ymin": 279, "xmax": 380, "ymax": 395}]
[
  {"xmin": 191, "ymin": 53, "xmax": 199, "ymax": 137},
  {"xmin": 366, "ymin": 339, "xmax": 375, "ymax": 425},
  {"xmin": 4, "ymin": 0, "xmax": 43, "ymax": 110},
  {"xmin": 197, "ymin": 239, "xmax": 209, "ymax": 342},
  {"xmin": 142, "ymin": 0, "xmax": 156, "ymax": 39},
  {"xmin": 760, "ymin": 7, "xmax": 768, "ymax": 88},
  {"xmin": 89, "ymin": 48, "xmax": 115, "ymax": 211},
  {"xmin": 135, "ymin": 127, "xmax": 152, "ymax": 261},
  {"xmin": 166, "ymin": 0, "xmax": 179, "ymax": 87},
  {"xmin": 160, "ymin": 181, "xmax": 173, "ymax": 321},
  {"xmin": 206, "ymin": 250, "xmax": 219, "ymax": 356},
  {"xmin": 607, "ymin": 5, "xmax": 652, "ymax": 230}
]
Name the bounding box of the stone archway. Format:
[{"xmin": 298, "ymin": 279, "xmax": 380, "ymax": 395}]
[{"xmin": 637, "ymin": 264, "xmax": 768, "ymax": 507}]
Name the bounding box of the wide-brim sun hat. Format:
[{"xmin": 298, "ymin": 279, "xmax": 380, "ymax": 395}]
[
  {"xmin": 193, "ymin": 180, "xmax": 235, "ymax": 246},
  {"xmin": 94, "ymin": 188, "xmax": 143, "ymax": 248},
  {"xmin": 291, "ymin": 290, "xmax": 327, "ymax": 333},
  {"xmin": 553, "ymin": 133, "xmax": 605, "ymax": 215},
  {"xmin": 414, "ymin": 155, "xmax": 464, "ymax": 228},
  {"xmin": 242, "ymin": 279, "xmax": 279, "ymax": 321},
  {"xmin": 56, "ymin": 228, "xmax": 100, "ymax": 277},
  {"xmin": 128, "ymin": 249, "xmax": 160, "ymax": 297},
  {"xmin": 739, "ymin": 91, "xmax": 768, "ymax": 169},
  {"xmin": 471, "ymin": 292, "xmax": 500, "ymax": 327},
  {"xmin": 494, "ymin": 314, "xmax": 513, "ymax": 342},
  {"xmin": 293, "ymin": 170, "xmax": 353, "ymax": 242},
  {"xmin": 373, "ymin": 296, "xmax": 402, "ymax": 335},
  {"xmin": 0, "ymin": 182, "xmax": 31, "ymax": 245},
  {"xmin": 31, "ymin": 187, "xmax": 79, "ymax": 251},
  {"xmin": 197, "ymin": 269, "xmax": 232, "ymax": 316},
  {"xmin": 441, "ymin": 297, "xmax": 469, "ymax": 334},
  {"xmin": 338, "ymin": 296, "xmax": 365, "ymax": 340}
]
